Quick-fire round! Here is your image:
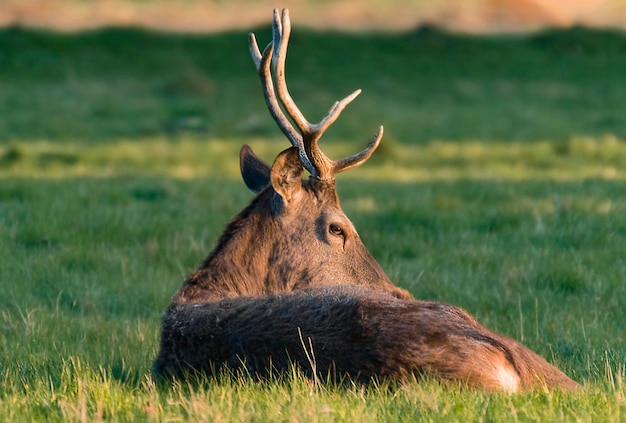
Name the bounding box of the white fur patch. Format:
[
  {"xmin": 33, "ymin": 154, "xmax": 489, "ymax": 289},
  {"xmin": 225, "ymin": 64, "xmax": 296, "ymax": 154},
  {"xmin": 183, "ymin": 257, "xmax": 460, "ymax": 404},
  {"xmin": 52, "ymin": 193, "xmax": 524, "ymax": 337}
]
[{"xmin": 496, "ymin": 365, "xmax": 520, "ymax": 393}]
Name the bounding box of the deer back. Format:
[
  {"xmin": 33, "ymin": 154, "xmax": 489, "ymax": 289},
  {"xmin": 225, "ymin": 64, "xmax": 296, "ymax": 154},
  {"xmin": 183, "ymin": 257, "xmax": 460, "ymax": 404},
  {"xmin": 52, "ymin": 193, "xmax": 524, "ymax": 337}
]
[{"xmin": 156, "ymin": 284, "xmax": 578, "ymax": 392}]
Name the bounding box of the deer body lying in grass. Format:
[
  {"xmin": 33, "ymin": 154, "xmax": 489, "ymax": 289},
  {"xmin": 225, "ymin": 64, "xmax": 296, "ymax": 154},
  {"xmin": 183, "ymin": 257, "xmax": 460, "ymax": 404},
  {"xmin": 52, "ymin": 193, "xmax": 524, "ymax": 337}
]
[{"xmin": 153, "ymin": 9, "xmax": 578, "ymax": 392}]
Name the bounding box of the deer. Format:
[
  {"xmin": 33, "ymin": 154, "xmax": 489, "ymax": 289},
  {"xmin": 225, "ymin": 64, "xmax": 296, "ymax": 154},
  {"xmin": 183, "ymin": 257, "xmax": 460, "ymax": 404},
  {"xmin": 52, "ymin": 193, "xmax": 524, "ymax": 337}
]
[{"xmin": 153, "ymin": 9, "xmax": 579, "ymax": 392}]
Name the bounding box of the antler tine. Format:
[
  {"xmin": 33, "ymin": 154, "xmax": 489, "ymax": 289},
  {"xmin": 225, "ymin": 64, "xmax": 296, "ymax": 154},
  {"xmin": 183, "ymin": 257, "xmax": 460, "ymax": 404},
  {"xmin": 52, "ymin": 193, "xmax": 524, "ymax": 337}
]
[
  {"xmin": 272, "ymin": 9, "xmax": 311, "ymax": 136},
  {"xmin": 334, "ymin": 126, "xmax": 384, "ymax": 174},
  {"xmin": 248, "ymin": 30, "xmax": 315, "ymax": 174},
  {"xmin": 248, "ymin": 33, "xmax": 262, "ymax": 68},
  {"xmin": 312, "ymin": 89, "xmax": 362, "ymax": 134}
]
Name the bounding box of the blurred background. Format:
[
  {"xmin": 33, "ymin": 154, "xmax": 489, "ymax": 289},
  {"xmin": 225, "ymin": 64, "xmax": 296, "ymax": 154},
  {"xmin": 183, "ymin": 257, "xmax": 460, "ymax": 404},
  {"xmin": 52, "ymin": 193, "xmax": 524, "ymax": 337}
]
[
  {"xmin": 2, "ymin": 0, "xmax": 626, "ymax": 33},
  {"xmin": 2, "ymin": 0, "xmax": 626, "ymax": 156}
]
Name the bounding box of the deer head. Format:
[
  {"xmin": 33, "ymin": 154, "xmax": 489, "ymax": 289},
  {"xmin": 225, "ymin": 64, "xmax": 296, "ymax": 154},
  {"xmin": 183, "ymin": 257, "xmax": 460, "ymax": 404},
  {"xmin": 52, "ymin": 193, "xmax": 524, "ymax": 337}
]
[{"xmin": 170, "ymin": 9, "xmax": 410, "ymax": 304}]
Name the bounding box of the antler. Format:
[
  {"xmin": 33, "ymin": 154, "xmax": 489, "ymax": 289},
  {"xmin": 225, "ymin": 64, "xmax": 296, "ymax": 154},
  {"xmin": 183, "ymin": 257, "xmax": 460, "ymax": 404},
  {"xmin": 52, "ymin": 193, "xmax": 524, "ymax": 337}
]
[{"xmin": 248, "ymin": 8, "xmax": 383, "ymax": 182}]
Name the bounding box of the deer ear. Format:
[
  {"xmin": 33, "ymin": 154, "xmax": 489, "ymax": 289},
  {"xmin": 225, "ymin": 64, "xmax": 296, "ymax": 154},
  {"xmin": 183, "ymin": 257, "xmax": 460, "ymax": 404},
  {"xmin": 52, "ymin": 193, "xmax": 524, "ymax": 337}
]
[
  {"xmin": 270, "ymin": 147, "xmax": 303, "ymax": 203},
  {"xmin": 240, "ymin": 145, "xmax": 271, "ymax": 193}
]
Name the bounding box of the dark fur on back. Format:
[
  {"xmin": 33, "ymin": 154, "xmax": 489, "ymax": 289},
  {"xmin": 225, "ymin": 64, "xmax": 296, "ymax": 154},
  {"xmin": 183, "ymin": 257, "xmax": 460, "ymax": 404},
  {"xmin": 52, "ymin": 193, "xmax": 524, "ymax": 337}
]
[{"xmin": 154, "ymin": 285, "xmax": 578, "ymax": 391}]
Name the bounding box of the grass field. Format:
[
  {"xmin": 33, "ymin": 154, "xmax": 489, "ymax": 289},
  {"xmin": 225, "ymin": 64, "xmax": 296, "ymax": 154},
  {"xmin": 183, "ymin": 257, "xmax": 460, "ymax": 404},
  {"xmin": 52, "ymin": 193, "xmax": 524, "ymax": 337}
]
[{"xmin": 2, "ymin": 22, "xmax": 626, "ymax": 421}]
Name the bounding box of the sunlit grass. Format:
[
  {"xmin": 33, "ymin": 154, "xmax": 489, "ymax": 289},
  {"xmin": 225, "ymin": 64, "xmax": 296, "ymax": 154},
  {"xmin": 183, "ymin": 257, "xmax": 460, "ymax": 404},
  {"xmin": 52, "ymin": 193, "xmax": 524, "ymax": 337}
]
[
  {"xmin": 2, "ymin": 356, "xmax": 625, "ymax": 421},
  {"xmin": 2, "ymin": 135, "xmax": 626, "ymax": 181}
]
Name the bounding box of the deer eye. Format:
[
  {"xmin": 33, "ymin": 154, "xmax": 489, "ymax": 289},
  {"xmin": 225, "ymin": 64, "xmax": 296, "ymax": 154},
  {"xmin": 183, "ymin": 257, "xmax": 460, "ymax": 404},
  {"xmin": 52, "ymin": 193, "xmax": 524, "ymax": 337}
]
[{"xmin": 329, "ymin": 224, "xmax": 344, "ymax": 237}]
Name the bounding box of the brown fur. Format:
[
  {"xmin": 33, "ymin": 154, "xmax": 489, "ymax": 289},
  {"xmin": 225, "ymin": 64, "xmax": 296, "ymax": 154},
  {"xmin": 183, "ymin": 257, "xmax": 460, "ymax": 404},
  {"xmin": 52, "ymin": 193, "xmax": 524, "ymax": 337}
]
[
  {"xmin": 154, "ymin": 285, "xmax": 578, "ymax": 391},
  {"xmin": 171, "ymin": 150, "xmax": 411, "ymax": 304}
]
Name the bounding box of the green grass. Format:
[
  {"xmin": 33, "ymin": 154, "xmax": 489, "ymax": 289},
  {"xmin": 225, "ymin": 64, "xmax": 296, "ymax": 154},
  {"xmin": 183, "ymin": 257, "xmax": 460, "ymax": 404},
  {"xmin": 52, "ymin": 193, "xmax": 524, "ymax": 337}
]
[{"xmin": 2, "ymin": 24, "xmax": 626, "ymax": 420}]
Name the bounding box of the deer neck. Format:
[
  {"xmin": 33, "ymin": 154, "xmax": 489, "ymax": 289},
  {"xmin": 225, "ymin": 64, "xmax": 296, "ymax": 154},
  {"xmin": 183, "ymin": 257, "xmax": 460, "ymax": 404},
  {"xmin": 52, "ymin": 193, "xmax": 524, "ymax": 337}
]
[{"xmin": 170, "ymin": 192, "xmax": 281, "ymax": 304}]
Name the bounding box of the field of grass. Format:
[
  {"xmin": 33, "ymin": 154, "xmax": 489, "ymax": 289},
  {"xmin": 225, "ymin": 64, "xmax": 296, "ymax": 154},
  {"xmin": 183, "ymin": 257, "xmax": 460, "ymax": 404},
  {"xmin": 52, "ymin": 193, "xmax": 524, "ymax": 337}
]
[{"xmin": 2, "ymin": 22, "xmax": 626, "ymax": 421}]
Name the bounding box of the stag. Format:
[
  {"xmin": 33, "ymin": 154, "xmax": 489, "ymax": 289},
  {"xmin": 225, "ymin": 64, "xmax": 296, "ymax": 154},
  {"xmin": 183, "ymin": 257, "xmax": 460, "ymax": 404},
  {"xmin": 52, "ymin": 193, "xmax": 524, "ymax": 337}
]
[{"xmin": 153, "ymin": 9, "xmax": 578, "ymax": 392}]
